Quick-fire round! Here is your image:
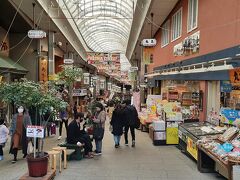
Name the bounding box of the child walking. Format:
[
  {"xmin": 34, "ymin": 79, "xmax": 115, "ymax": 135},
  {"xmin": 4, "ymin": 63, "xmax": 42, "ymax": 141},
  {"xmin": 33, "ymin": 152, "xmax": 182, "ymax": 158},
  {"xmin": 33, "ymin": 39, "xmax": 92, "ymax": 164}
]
[{"xmin": 0, "ymin": 118, "xmax": 9, "ymax": 160}]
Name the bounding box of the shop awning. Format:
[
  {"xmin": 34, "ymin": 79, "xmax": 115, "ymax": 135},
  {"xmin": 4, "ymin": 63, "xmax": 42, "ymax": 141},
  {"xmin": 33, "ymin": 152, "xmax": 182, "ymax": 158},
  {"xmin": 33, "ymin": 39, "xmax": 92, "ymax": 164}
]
[
  {"xmin": 153, "ymin": 70, "xmax": 230, "ymax": 81},
  {"xmin": 0, "ymin": 56, "xmax": 28, "ymax": 73},
  {"xmin": 147, "ymin": 78, "xmax": 156, "ymax": 87}
]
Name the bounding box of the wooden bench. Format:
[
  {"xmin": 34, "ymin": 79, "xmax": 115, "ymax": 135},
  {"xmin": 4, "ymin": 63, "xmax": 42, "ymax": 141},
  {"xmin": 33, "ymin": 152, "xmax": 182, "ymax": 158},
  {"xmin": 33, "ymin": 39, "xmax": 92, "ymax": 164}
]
[{"xmin": 58, "ymin": 142, "xmax": 84, "ymax": 161}]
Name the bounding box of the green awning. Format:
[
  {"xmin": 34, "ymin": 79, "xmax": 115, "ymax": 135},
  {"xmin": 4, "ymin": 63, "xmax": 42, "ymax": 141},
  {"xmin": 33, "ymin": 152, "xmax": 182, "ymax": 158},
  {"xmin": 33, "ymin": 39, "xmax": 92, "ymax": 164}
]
[{"xmin": 0, "ymin": 56, "xmax": 27, "ymax": 72}]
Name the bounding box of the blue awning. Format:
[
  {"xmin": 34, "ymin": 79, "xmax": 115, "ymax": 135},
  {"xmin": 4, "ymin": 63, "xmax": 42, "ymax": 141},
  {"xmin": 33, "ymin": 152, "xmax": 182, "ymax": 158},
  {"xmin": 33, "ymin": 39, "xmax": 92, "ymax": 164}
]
[{"xmin": 153, "ymin": 70, "xmax": 229, "ymax": 81}]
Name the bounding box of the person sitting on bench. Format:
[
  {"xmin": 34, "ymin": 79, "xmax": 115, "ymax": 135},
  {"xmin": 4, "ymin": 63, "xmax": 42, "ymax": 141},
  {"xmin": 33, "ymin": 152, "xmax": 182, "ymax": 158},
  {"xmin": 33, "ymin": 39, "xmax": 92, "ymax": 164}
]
[{"xmin": 67, "ymin": 112, "xmax": 93, "ymax": 158}]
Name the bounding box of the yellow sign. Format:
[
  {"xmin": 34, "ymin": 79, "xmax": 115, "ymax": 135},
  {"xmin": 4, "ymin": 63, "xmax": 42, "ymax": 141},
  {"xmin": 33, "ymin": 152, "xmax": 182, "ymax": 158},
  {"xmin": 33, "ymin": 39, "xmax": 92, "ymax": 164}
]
[
  {"xmin": 48, "ymin": 74, "xmax": 58, "ymax": 81},
  {"xmin": 143, "ymin": 47, "xmax": 153, "ymax": 65},
  {"xmin": 187, "ymin": 137, "xmax": 198, "ymax": 160},
  {"xmin": 166, "ymin": 127, "xmax": 179, "ymax": 144}
]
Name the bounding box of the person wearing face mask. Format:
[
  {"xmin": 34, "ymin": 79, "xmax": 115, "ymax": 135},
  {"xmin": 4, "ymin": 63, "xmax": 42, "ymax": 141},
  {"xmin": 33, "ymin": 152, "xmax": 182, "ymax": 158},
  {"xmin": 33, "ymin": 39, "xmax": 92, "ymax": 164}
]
[
  {"xmin": 93, "ymin": 102, "xmax": 106, "ymax": 155},
  {"xmin": 9, "ymin": 106, "xmax": 31, "ymax": 163}
]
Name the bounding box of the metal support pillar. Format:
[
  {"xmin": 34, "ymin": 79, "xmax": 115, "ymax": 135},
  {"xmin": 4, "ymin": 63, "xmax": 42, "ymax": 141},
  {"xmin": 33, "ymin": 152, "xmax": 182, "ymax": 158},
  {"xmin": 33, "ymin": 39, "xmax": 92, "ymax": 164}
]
[
  {"xmin": 140, "ymin": 46, "xmax": 145, "ymax": 105},
  {"xmin": 48, "ymin": 31, "xmax": 55, "ymax": 76}
]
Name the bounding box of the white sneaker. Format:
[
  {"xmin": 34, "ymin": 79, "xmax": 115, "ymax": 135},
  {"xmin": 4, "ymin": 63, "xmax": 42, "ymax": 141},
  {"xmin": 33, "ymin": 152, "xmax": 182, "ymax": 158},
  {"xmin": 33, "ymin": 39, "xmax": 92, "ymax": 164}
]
[
  {"xmin": 77, "ymin": 142, "xmax": 82, "ymax": 146},
  {"xmin": 57, "ymin": 136, "xmax": 62, "ymax": 140}
]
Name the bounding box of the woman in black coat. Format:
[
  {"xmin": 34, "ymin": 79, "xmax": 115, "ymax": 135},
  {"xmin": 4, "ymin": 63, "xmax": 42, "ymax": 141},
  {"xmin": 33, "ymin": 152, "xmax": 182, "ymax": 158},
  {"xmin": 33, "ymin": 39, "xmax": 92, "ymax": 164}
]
[{"xmin": 110, "ymin": 104, "xmax": 124, "ymax": 148}]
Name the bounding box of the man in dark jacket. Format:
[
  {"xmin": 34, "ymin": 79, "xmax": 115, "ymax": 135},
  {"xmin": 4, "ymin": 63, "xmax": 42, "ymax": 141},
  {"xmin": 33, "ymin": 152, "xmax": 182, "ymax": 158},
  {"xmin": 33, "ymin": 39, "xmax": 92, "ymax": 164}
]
[
  {"xmin": 67, "ymin": 113, "xmax": 93, "ymax": 158},
  {"xmin": 122, "ymin": 99, "xmax": 138, "ymax": 147}
]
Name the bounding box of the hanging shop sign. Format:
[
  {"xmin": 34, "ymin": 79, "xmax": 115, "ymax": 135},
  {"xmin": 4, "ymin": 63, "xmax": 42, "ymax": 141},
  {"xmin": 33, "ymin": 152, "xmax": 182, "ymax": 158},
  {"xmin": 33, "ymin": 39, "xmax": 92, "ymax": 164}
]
[
  {"xmin": 96, "ymin": 80, "xmax": 100, "ymax": 96},
  {"xmin": 107, "ymin": 82, "xmax": 112, "ymax": 91},
  {"xmin": 39, "ymin": 57, "xmax": 48, "ymax": 82},
  {"xmin": 143, "ymin": 47, "xmax": 153, "ymax": 65},
  {"xmin": 230, "ymin": 68, "xmax": 240, "ymax": 84},
  {"xmin": 83, "ymin": 73, "xmax": 90, "ymax": 85},
  {"xmin": 28, "ymin": 30, "xmax": 46, "ymax": 39},
  {"xmin": 100, "ymin": 80, "xmax": 105, "ymax": 90},
  {"xmin": 173, "ymin": 31, "xmax": 200, "ymax": 56},
  {"xmin": 220, "ymin": 81, "xmax": 232, "ymax": 93},
  {"xmin": 0, "ymin": 27, "xmax": 9, "ymax": 57},
  {"xmin": 142, "ymin": 39, "xmax": 157, "ymax": 47},
  {"xmin": 64, "ymin": 59, "xmax": 74, "ymax": 64},
  {"xmin": 91, "ymin": 76, "xmax": 98, "ymax": 86},
  {"xmin": 130, "ymin": 67, "xmax": 138, "ymax": 71},
  {"xmin": 72, "ymin": 89, "xmax": 87, "ymax": 96},
  {"xmin": 27, "ymin": 125, "xmax": 44, "ymax": 138}
]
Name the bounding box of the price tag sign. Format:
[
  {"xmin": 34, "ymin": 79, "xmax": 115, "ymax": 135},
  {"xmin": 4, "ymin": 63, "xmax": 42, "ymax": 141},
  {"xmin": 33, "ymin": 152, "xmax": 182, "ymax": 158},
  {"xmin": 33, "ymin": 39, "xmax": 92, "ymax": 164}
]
[
  {"xmin": 178, "ymin": 130, "xmax": 183, "ymax": 139},
  {"xmin": 27, "ymin": 125, "xmax": 44, "ymax": 138}
]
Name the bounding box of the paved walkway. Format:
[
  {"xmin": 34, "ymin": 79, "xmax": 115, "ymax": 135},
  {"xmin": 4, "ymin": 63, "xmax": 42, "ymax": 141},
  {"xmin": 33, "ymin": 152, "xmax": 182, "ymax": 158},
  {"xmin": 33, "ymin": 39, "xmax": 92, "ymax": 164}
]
[{"xmin": 0, "ymin": 122, "xmax": 226, "ymax": 180}]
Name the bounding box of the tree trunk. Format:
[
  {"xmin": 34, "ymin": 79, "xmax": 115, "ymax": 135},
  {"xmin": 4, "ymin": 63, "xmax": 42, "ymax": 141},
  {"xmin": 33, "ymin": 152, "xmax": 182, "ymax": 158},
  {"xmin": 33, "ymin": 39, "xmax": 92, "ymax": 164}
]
[{"xmin": 69, "ymin": 82, "xmax": 73, "ymax": 106}]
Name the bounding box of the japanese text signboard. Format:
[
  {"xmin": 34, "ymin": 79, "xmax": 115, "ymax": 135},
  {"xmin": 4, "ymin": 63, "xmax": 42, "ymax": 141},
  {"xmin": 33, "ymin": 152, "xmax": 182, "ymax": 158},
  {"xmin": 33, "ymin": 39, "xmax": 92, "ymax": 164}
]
[{"xmin": 27, "ymin": 125, "xmax": 44, "ymax": 138}]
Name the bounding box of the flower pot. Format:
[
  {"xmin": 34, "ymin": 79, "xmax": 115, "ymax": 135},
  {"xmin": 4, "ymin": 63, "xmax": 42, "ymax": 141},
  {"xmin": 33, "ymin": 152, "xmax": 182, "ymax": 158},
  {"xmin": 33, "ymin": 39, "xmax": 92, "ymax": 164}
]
[{"xmin": 27, "ymin": 152, "xmax": 49, "ymax": 177}]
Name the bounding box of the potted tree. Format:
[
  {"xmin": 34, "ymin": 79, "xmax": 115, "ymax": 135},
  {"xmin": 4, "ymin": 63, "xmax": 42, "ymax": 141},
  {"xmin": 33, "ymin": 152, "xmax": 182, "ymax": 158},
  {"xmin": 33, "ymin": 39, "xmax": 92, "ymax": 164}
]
[{"xmin": 0, "ymin": 79, "xmax": 67, "ymax": 177}]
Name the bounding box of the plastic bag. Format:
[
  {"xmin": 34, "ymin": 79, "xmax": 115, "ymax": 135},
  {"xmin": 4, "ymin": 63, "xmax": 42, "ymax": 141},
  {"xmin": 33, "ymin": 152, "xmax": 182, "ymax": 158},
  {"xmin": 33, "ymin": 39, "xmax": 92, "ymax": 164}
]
[
  {"xmin": 109, "ymin": 125, "xmax": 113, "ymax": 132},
  {"xmin": 27, "ymin": 142, "xmax": 34, "ymax": 154}
]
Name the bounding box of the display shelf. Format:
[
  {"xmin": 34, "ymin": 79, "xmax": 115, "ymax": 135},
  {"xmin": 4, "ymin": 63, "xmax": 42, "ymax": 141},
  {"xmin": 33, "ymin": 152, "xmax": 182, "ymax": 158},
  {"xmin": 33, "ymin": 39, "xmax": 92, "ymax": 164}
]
[
  {"xmin": 149, "ymin": 126, "xmax": 166, "ymax": 145},
  {"xmin": 181, "ymin": 92, "xmax": 192, "ymax": 106},
  {"xmin": 178, "ymin": 121, "xmax": 226, "ymax": 160},
  {"xmin": 163, "ymin": 91, "xmax": 179, "ymax": 102},
  {"xmin": 197, "ymin": 145, "xmax": 232, "ymax": 179}
]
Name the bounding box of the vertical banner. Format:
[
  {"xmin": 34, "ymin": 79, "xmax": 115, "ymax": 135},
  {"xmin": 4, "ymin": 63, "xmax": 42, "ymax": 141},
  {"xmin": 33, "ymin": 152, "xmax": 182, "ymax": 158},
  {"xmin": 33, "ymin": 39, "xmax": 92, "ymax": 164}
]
[
  {"xmin": 143, "ymin": 47, "xmax": 153, "ymax": 65},
  {"xmin": 100, "ymin": 80, "xmax": 105, "ymax": 90},
  {"xmin": 39, "ymin": 57, "xmax": 48, "ymax": 82},
  {"xmin": 133, "ymin": 91, "xmax": 140, "ymax": 112},
  {"xmin": 107, "ymin": 82, "xmax": 112, "ymax": 91},
  {"xmin": 0, "ymin": 27, "xmax": 9, "ymax": 57},
  {"xmin": 83, "ymin": 73, "xmax": 90, "ymax": 85}
]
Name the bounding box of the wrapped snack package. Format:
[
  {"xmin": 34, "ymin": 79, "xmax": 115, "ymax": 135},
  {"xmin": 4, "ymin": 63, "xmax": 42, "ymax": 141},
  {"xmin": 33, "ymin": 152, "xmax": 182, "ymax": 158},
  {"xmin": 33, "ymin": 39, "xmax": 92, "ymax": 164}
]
[{"xmin": 222, "ymin": 142, "xmax": 234, "ymax": 153}]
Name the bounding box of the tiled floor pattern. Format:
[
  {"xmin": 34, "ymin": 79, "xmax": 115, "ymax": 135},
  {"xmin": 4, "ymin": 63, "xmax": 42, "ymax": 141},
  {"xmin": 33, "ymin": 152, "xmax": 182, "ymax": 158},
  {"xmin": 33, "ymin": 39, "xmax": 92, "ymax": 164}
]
[{"xmin": 0, "ymin": 122, "xmax": 226, "ymax": 180}]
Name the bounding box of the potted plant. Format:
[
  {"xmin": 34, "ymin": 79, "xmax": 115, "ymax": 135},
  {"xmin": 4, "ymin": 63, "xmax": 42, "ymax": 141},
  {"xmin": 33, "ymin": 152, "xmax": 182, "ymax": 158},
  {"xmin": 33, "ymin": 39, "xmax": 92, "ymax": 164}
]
[{"xmin": 0, "ymin": 79, "xmax": 67, "ymax": 177}]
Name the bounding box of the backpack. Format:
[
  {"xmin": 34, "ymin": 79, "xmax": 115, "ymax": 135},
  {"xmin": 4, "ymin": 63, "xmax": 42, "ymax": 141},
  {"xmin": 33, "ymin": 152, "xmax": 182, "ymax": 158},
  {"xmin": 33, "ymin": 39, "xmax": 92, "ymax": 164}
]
[{"xmin": 127, "ymin": 105, "xmax": 140, "ymax": 128}]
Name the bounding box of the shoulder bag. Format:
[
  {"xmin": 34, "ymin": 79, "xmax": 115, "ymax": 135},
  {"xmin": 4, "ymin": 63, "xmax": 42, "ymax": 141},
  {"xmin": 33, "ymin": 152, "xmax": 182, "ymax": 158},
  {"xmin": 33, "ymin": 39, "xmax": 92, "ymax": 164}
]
[{"xmin": 93, "ymin": 115, "xmax": 104, "ymax": 140}]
